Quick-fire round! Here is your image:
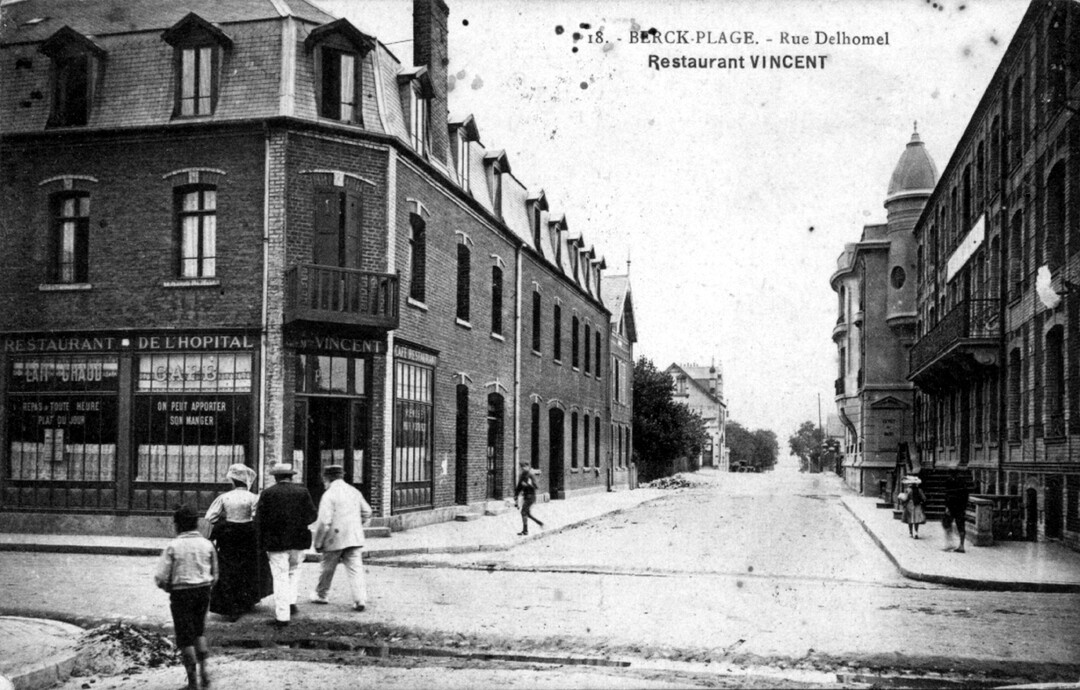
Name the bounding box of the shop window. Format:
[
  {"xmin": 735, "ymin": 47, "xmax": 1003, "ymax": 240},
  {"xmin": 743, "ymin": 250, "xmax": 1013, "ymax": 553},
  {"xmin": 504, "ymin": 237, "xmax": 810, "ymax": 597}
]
[
  {"xmin": 133, "ymin": 353, "xmax": 252, "ymax": 484},
  {"xmin": 491, "ymin": 265, "xmax": 503, "ymax": 335},
  {"xmin": 7, "ymin": 355, "xmax": 119, "ymax": 482},
  {"xmin": 409, "ymin": 214, "xmax": 427, "ymax": 302},
  {"xmin": 50, "ymin": 192, "xmax": 90, "ymax": 283},
  {"xmin": 296, "ymin": 353, "xmax": 366, "ymax": 395},
  {"xmin": 393, "ymin": 359, "xmax": 434, "ymax": 511},
  {"xmin": 176, "ymin": 186, "xmax": 217, "ymax": 278}
]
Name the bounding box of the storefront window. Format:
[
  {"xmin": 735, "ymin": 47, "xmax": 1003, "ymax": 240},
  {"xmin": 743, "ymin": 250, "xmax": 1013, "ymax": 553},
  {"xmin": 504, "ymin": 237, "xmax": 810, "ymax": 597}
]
[
  {"xmin": 393, "ymin": 359, "xmax": 433, "ymax": 511},
  {"xmin": 133, "ymin": 353, "xmax": 252, "ymax": 483},
  {"xmin": 7, "ymin": 355, "xmax": 119, "ymax": 481}
]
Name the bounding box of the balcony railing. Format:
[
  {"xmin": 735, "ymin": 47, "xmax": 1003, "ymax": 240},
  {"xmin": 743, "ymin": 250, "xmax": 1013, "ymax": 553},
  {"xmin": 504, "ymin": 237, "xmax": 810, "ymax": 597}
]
[
  {"xmin": 909, "ymin": 298, "xmax": 998, "ymax": 376},
  {"xmin": 285, "ymin": 264, "xmax": 399, "ymax": 329}
]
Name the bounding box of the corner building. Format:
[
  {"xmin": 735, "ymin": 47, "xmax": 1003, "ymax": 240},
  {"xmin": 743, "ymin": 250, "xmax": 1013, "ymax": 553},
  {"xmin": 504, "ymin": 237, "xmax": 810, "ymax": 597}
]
[
  {"xmin": 0, "ymin": 0, "xmax": 628, "ymax": 535},
  {"xmin": 831, "ymin": 130, "xmax": 938, "ymax": 496},
  {"xmin": 909, "ymin": 0, "xmax": 1080, "ymax": 547}
]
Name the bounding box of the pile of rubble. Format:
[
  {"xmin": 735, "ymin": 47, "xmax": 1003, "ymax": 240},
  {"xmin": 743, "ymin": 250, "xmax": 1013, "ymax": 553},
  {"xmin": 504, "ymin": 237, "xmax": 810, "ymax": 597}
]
[
  {"xmin": 646, "ymin": 474, "xmax": 706, "ymax": 490},
  {"xmin": 71, "ymin": 622, "xmax": 179, "ymax": 676}
]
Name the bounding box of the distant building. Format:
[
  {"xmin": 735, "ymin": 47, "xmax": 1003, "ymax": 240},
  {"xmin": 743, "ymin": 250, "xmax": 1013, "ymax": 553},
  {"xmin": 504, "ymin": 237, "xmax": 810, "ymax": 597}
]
[
  {"xmin": 830, "ymin": 129, "xmax": 938, "ymax": 496},
  {"xmin": 665, "ymin": 362, "xmax": 728, "ymax": 470},
  {"xmin": 602, "ymin": 274, "xmax": 637, "ymax": 489}
]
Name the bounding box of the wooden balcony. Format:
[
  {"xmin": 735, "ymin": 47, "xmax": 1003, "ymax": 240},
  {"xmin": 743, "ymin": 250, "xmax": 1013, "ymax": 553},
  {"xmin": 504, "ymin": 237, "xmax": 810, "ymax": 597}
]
[
  {"xmin": 908, "ymin": 298, "xmax": 999, "ymax": 392},
  {"xmin": 284, "ymin": 264, "xmax": 399, "ymax": 330}
]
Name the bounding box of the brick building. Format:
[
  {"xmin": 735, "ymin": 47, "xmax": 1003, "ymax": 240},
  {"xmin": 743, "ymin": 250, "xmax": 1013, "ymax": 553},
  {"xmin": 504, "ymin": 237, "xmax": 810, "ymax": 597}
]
[
  {"xmin": 665, "ymin": 362, "xmax": 728, "ymax": 471},
  {"xmin": 908, "ymin": 0, "xmax": 1080, "ymax": 546},
  {"xmin": 602, "ymin": 274, "xmax": 636, "ymax": 489},
  {"xmin": 0, "ymin": 0, "xmax": 628, "ymax": 535},
  {"xmin": 831, "ymin": 130, "xmax": 938, "ymax": 496}
]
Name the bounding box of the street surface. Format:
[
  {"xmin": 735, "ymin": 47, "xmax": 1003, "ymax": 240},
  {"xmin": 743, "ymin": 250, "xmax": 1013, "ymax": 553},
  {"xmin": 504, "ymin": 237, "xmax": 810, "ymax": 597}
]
[{"xmin": 5, "ymin": 459, "xmax": 1080, "ymax": 688}]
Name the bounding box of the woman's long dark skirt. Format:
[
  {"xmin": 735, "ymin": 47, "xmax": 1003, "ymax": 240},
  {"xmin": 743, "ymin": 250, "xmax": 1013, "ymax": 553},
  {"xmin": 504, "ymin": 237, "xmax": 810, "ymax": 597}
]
[{"xmin": 209, "ymin": 521, "xmax": 273, "ymax": 616}]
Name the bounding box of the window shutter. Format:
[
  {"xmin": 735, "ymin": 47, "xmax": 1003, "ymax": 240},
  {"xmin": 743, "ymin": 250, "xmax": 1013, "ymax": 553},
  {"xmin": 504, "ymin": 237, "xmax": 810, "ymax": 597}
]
[
  {"xmin": 344, "ymin": 190, "xmax": 361, "ymax": 268},
  {"xmin": 313, "ymin": 189, "xmax": 339, "ymax": 265}
]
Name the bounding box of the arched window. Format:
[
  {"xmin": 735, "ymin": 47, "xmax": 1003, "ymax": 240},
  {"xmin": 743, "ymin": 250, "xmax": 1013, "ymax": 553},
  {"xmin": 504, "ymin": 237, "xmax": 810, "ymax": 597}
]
[
  {"xmin": 409, "ymin": 214, "xmax": 426, "ymax": 302},
  {"xmin": 456, "ymin": 242, "xmax": 471, "ymax": 322},
  {"xmin": 491, "ymin": 265, "xmax": 503, "ymax": 335}
]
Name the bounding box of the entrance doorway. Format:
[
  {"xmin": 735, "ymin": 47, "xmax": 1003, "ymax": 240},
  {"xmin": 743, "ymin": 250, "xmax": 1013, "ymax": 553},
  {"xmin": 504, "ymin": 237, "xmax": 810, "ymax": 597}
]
[
  {"xmin": 548, "ymin": 408, "xmax": 564, "ymax": 499},
  {"xmin": 1046, "ymin": 476, "xmax": 1063, "ymax": 539},
  {"xmin": 486, "ymin": 394, "xmax": 504, "ymax": 499},
  {"xmin": 1025, "ymin": 487, "xmax": 1039, "ymax": 541},
  {"xmin": 299, "ymin": 397, "xmax": 369, "ymax": 507}
]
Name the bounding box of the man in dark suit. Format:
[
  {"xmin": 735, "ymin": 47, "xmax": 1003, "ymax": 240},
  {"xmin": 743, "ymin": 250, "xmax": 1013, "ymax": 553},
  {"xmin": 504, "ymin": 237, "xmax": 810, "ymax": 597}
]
[{"xmin": 256, "ymin": 463, "xmax": 317, "ymax": 627}]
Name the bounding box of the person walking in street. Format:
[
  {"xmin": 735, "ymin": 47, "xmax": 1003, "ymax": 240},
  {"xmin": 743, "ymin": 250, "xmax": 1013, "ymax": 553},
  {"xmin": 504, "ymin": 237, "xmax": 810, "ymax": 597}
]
[
  {"xmin": 943, "ymin": 473, "xmax": 971, "ymax": 553},
  {"xmin": 154, "ymin": 505, "xmax": 217, "ymax": 690},
  {"xmin": 898, "ymin": 475, "xmax": 926, "ymax": 539},
  {"xmin": 204, "ymin": 463, "xmax": 270, "ymax": 620},
  {"xmin": 255, "ymin": 463, "xmax": 317, "ymax": 628},
  {"xmin": 311, "ymin": 464, "xmax": 372, "ymax": 612},
  {"xmin": 514, "ymin": 460, "xmax": 544, "ymax": 536}
]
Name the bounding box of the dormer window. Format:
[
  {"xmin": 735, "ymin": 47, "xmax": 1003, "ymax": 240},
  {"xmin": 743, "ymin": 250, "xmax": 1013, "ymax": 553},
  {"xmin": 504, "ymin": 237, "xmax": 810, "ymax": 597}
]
[
  {"xmin": 305, "ymin": 19, "xmax": 373, "ymax": 126},
  {"xmin": 163, "ymin": 13, "xmax": 232, "ymax": 118},
  {"xmin": 410, "ymin": 83, "xmax": 430, "ymax": 155},
  {"xmin": 483, "ymin": 150, "xmax": 510, "ymax": 220},
  {"xmin": 450, "ymin": 115, "xmax": 479, "ymax": 192},
  {"xmin": 40, "ymin": 26, "xmax": 105, "ymax": 128},
  {"xmin": 456, "ymin": 134, "xmax": 470, "ymax": 190},
  {"xmin": 527, "ymin": 190, "xmax": 548, "ymax": 251}
]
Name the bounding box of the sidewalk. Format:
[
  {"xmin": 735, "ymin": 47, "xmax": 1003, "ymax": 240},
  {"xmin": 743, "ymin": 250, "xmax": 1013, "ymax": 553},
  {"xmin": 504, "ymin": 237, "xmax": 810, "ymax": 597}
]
[
  {"xmin": 0, "ymin": 487, "xmax": 664, "ymax": 689},
  {"xmin": 0, "ymin": 488, "xmax": 664, "ymax": 561},
  {"xmin": 842, "ymin": 495, "xmax": 1080, "ymax": 592}
]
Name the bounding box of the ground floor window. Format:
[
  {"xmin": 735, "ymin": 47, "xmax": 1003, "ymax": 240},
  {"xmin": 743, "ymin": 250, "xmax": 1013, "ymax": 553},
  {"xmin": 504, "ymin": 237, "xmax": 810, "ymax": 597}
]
[
  {"xmin": 7, "ymin": 355, "xmax": 119, "ymax": 481},
  {"xmin": 133, "ymin": 353, "xmax": 252, "ymax": 483},
  {"xmin": 393, "ymin": 358, "xmax": 433, "ymax": 511}
]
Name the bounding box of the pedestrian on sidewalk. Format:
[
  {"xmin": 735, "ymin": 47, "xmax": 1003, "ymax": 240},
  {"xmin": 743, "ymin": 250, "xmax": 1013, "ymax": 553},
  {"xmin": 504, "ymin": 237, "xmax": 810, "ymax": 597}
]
[
  {"xmin": 514, "ymin": 461, "xmax": 544, "ymax": 536},
  {"xmin": 943, "ymin": 473, "xmax": 970, "ymax": 553},
  {"xmin": 899, "ymin": 475, "xmax": 926, "ymax": 539},
  {"xmin": 204, "ymin": 463, "xmax": 271, "ymax": 621},
  {"xmin": 154, "ymin": 505, "xmax": 217, "ymax": 690},
  {"xmin": 311, "ymin": 464, "xmax": 372, "ymax": 612},
  {"xmin": 255, "ymin": 463, "xmax": 317, "ymax": 628}
]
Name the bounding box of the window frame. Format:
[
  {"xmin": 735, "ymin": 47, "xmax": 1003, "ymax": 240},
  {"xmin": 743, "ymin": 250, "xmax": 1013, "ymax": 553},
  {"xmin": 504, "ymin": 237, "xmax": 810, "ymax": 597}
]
[
  {"xmin": 49, "ymin": 191, "xmax": 90, "ymax": 284},
  {"xmin": 175, "ymin": 44, "xmax": 219, "ymax": 117},
  {"xmin": 456, "ymin": 242, "xmax": 471, "ymax": 323},
  {"xmin": 318, "ymin": 46, "xmax": 362, "ymax": 125},
  {"xmin": 176, "ymin": 184, "xmax": 217, "ymax": 279},
  {"xmin": 408, "ymin": 214, "xmax": 427, "ymax": 303},
  {"xmin": 490, "ymin": 265, "xmax": 503, "ymax": 336}
]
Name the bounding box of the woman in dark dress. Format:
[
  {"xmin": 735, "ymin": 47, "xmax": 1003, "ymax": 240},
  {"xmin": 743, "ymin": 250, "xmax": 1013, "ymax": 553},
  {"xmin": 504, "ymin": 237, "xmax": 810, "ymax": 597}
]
[{"xmin": 204, "ymin": 464, "xmax": 272, "ymax": 619}]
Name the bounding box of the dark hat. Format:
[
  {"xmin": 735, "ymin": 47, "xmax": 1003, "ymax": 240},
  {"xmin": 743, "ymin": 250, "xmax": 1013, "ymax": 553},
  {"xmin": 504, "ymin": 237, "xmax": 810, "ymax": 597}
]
[{"xmin": 322, "ymin": 464, "xmax": 345, "ymax": 477}]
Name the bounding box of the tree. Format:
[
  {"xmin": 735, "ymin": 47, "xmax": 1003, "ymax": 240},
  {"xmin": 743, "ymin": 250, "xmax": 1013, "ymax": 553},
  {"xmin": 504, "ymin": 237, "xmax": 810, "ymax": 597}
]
[
  {"xmin": 632, "ymin": 357, "xmax": 710, "ymax": 481},
  {"xmin": 726, "ymin": 421, "xmax": 778, "ymax": 472},
  {"xmin": 788, "ymin": 421, "xmax": 825, "ymax": 473}
]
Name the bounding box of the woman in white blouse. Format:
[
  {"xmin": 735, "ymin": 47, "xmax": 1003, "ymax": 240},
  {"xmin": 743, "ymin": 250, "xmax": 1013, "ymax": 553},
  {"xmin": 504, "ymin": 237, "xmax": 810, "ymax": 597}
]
[{"xmin": 204, "ymin": 464, "xmax": 270, "ymax": 619}]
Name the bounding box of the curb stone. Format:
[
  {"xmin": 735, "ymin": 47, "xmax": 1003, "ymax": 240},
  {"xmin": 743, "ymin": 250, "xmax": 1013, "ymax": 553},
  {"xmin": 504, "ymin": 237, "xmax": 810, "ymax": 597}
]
[{"xmin": 840, "ymin": 499, "xmax": 1080, "ymax": 593}]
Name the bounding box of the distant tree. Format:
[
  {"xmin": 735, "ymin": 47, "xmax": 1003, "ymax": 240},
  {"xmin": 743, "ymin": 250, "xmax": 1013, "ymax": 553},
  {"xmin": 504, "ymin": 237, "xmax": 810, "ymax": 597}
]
[
  {"xmin": 632, "ymin": 357, "xmax": 710, "ymax": 481},
  {"xmin": 788, "ymin": 421, "xmax": 825, "ymax": 473},
  {"xmin": 725, "ymin": 421, "xmax": 778, "ymax": 472}
]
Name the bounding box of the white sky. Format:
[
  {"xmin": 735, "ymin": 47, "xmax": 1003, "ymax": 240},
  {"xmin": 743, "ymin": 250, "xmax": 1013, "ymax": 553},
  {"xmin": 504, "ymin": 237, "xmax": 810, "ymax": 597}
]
[{"xmin": 315, "ymin": 0, "xmax": 1029, "ymax": 440}]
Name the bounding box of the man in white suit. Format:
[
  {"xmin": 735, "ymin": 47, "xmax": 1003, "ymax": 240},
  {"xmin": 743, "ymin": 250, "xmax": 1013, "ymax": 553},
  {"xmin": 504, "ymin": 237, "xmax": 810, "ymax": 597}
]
[{"xmin": 310, "ymin": 465, "xmax": 373, "ymax": 611}]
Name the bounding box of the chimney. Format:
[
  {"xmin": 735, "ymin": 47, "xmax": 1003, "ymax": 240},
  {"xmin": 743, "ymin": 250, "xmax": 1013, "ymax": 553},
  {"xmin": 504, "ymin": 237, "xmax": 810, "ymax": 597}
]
[{"xmin": 414, "ymin": 0, "xmax": 450, "ymax": 164}]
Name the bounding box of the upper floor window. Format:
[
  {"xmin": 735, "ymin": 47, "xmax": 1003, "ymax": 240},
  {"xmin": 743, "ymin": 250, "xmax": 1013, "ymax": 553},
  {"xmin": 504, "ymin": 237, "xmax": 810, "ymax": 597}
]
[
  {"xmin": 595, "ymin": 327, "xmax": 602, "ymax": 377},
  {"xmin": 306, "ymin": 19, "xmax": 373, "ymax": 126},
  {"xmin": 409, "ymin": 214, "xmax": 427, "ymax": 302},
  {"xmin": 410, "ymin": 83, "xmax": 430, "ymax": 156},
  {"xmin": 178, "ymin": 46, "xmax": 217, "ymax": 116},
  {"xmin": 450, "ymin": 116, "xmax": 478, "ymax": 193},
  {"xmin": 50, "ymin": 192, "xmax": 89, "ymax": 283},
  {"xmin": 177, "ymin": 186, "xmax": 216, "ymax": 278},
  {"xmin": 531, "ymin": 291, "xmax": 541, "ymax": 352},
  {"xmin": 571, "ymin": 315, "xmax": 580, "ymax": 368},
  {"xmin": 163, "ymin": 13, "xmax": 232, "ymax": 119},
  {"xmin": 584, "ymin": 327, "xmax": 591, "ymax": 374},
  {"xmin": 456, "ymin": 242, "xmax": 471, "ymax": 322},
  {"xmin": 41, "ymin": 27, "xmax": 105, "ymax": 128},
  {"xmin": 313, "ymin": 186, "xmax": 361, "ymax": 268},
  {"xmin": 456, "ymin": 134, "xmax": 470, "ymax": 191},
  {"xmin": 491, "ymin": 265, "xmax": 503, "ymax": 335},
  {"xmin": 484, "ymin": 151, "xmax": 510, "ymax": 220},
  {"xmin": 553, "ymin": 303, "xmax": 562, "ymax": 361}
]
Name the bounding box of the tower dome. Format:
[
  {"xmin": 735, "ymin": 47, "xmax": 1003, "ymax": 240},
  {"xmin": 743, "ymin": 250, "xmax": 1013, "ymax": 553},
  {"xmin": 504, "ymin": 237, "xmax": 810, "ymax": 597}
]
[{"xmin": 886, "ymin": 126, "xmax": 938, "ymax": 200}]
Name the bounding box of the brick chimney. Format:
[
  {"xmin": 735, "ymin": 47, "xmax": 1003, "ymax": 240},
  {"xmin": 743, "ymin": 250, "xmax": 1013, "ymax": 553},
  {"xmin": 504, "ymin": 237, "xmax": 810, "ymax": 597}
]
[{"xmin": 414, "ymin": 0, "xmax": 450, "ymax": 164}]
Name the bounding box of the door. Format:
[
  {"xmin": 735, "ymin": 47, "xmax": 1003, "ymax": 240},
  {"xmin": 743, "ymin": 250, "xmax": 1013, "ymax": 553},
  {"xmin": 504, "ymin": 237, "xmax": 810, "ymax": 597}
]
[
  {"xmin": 548, "ymin": 408, "xmax": 564, "ymax": 499},
  {"xmin": 486, "ymin": 393, "xmax": 504, "ymax": 500},
  {"xmin": 455, "ymin": 384, "xmax": 469, "ymax": 505},
  {"xmin": 1046, "ymin": 476, "xmax": 1063, "ymax": 539},
  {"xmin": 304, "ymin": 398, "xmax": 369, "ymax": 507},
  {"xmin": 1026, "ymin": 488, "xmax": 1039, "ymax": 541},
  {"xmin": 313, "ymin": 190, "xmax": 361, "ymax": 268}
]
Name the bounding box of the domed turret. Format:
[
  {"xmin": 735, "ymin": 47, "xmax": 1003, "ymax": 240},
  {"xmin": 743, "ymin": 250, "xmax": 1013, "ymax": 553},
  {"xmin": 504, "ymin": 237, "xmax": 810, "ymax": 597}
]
[{"xmin": 886, "ymin": 125, "xmax": 938, "ymax": 201}]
